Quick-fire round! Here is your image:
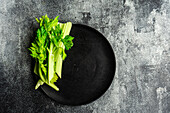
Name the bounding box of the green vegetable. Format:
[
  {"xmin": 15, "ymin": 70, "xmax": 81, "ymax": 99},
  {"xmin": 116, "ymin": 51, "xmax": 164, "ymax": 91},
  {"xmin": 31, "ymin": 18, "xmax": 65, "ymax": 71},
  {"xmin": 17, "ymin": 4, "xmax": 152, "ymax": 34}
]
[{"xmin": 29, "ymin": 15, "xmax": 74, "ymax": 91}]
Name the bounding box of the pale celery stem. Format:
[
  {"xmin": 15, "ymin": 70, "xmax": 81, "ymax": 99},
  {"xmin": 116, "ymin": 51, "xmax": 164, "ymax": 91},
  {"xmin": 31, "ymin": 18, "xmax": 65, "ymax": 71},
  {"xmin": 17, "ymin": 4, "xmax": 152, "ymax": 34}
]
[{"xmin": 48, "ymin": 42, "xmax": 54, "ymax": 83}]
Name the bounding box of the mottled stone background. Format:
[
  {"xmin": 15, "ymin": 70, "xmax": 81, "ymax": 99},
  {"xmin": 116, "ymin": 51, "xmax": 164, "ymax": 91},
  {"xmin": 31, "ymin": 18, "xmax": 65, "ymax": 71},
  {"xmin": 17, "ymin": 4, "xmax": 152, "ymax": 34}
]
[{"xmin": 0, "ymin": 0, "xmax": 170, "ymax": 113}]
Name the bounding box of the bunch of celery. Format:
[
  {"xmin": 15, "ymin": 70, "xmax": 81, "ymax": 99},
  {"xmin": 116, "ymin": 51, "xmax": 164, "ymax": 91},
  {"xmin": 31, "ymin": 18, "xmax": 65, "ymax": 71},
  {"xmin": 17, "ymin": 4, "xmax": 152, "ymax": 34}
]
[{"xmin": 29, "ymin": 15, "xmax": 74, "ymax": 91}]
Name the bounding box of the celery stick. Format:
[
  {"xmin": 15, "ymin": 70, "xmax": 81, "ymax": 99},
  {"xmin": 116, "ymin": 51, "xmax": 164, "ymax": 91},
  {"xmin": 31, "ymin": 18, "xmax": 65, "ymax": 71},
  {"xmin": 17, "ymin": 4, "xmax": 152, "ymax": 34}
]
[{"xmin": 29, "ymin": 15, "xmax": 74, "ymax": 91}]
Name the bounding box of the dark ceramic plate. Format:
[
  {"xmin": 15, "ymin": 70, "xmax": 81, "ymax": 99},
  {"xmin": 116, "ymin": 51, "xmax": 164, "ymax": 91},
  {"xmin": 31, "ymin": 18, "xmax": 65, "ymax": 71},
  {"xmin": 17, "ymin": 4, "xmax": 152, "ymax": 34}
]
[{"xmin": 41, "ymin": 24, "xmax": 116, "ymax": 106}]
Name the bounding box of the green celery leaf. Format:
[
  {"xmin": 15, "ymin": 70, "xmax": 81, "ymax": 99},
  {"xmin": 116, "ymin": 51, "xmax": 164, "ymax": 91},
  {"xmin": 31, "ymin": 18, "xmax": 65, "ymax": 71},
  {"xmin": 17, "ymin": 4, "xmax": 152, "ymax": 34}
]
[{"xmin": 62, "ymin": 35, "xmax": 74, "ymax": 50}]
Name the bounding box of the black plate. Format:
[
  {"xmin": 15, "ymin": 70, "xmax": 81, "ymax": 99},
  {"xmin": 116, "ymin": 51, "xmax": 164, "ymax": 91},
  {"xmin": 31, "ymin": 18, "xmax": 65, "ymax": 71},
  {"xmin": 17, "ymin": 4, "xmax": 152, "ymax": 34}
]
[{"xmin": 41, "ymin": 24, "xmax": 116, "ymax": 106}]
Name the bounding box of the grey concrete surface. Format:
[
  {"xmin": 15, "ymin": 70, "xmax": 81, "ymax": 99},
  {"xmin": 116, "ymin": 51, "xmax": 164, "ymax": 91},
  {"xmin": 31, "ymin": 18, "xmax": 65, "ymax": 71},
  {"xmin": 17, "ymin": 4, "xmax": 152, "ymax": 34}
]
[{"xmin": 0, "ymin": 0, "xmax": 170, "ymax": 113}]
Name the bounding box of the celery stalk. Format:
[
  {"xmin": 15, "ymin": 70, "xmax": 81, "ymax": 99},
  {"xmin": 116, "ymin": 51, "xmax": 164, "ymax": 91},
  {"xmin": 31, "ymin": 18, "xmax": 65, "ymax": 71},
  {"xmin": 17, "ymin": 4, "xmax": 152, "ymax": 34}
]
[
  {"xmin": 29, "ymin": 15, "xmax": 74, "ymax": 92},
  {"xmin": 55, "ymin": 22, "xmax": 72, "ymax": 78},
  {"xmin": 48, "ymin": 42, "xmax": 54, "ymax": 83}
]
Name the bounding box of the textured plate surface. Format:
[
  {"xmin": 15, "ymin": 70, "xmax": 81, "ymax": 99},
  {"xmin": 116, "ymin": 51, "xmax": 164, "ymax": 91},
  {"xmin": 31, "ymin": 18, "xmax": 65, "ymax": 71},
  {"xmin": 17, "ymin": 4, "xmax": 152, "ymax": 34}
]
[{"xmin": 41, "ymin": 24, "xmax": 116, "ymax": 106}]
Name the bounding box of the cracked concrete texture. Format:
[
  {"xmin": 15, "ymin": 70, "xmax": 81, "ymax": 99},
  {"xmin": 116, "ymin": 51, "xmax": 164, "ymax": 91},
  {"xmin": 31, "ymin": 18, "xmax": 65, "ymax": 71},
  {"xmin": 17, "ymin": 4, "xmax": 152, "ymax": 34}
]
[{"xmin": 0, "ymin": 0, "xmax": 170, "ymax": 113}]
